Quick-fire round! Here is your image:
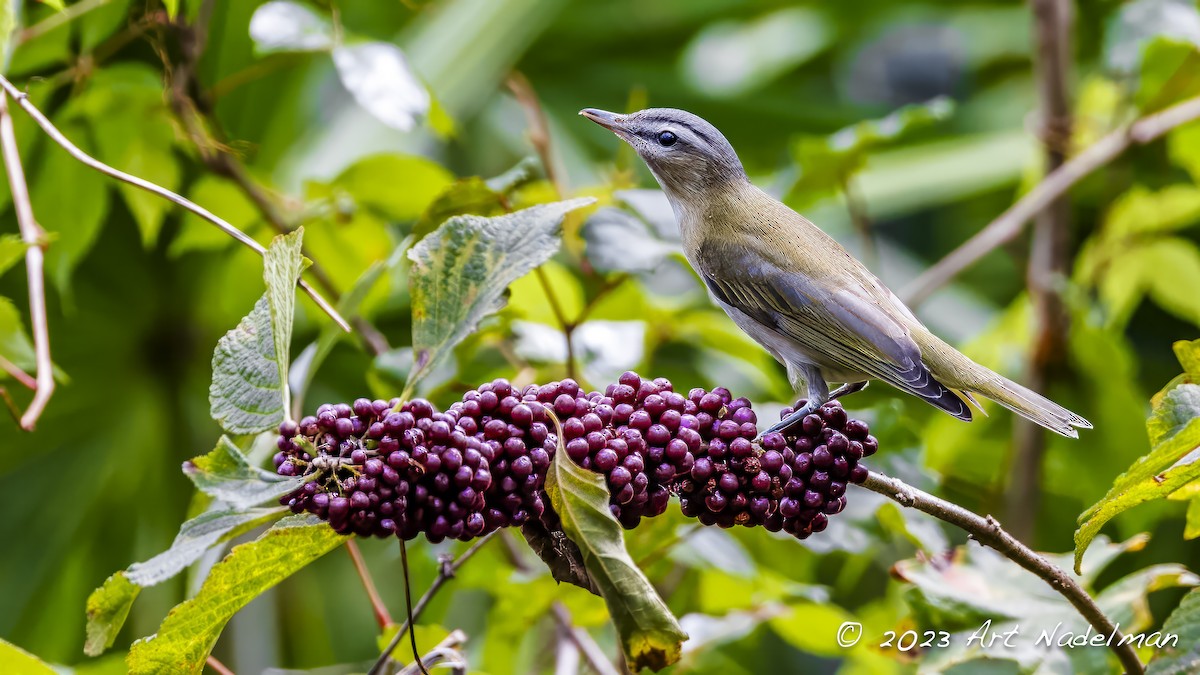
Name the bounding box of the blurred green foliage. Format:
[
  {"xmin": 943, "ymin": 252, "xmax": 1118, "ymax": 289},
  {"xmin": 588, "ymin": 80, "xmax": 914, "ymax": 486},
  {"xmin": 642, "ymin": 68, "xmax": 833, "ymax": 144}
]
[{"xmin": 1, "ymin": 0, "xmax": 1200, "ymax": 673}]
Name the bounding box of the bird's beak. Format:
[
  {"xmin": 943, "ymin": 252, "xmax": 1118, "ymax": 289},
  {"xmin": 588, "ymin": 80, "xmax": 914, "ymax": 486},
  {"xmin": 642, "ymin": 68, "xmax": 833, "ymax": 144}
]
[{"xmin": 579, "ymin": 108, "xmax": 627, "ymax": 134}]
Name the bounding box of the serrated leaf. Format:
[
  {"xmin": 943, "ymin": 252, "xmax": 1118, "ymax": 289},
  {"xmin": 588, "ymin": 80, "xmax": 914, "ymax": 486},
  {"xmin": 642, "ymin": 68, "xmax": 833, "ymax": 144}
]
[
  {"xmin": 183, "ymin": 436, "xmax": 302, "ymax": 509},
  {"xmin": 405, "ymin": 198, "xmax": 595, "ymax": 394},
  {"xmin": 209, "ymin": 297, "xmax": 284, "ymax": 434},
  {"xmin": 1075, "ymin": 415, "xmax": 1200, "ymax": 572},
  {"xmin": 333, "ymin": 42, "xmax": 430, "ymax": 132},
  {"xmin": 126, "ymin": 516, "xmax": 346, "ymax": 674},
  {"xmin": 1148, "ymin": 588, "xmax": 1200, "ymax": 674},
  {"xmin": 263, "ymin": 228, "xmax": 307, "ymax": 418},
  {"xmin": 126, "ymin": 508, "xmax": 287, "ymax": 586},
  {"xmin": 0, "ymin": 234, "xmax": 24, "ymax": 277},
  {"xmin": 249, "ymin": 0, "xmax": 334, "ymax": 54},
  {"xmin": 85, "ymin": 573, "xmax": 140, "ymax": 657},
  {"xmin": 543, "ymin": 414, "xmax": 686, "ymax": 671},
  {"xmin": 0, "ymin": 637, "xmax": 56, "ymax": 675}
]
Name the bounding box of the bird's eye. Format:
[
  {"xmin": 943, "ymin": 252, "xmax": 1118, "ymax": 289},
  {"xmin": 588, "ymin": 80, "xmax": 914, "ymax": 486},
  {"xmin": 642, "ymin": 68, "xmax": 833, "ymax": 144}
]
[{"xmin": 657, "ymin": 130, "xmax": 677, "ymax": 147}]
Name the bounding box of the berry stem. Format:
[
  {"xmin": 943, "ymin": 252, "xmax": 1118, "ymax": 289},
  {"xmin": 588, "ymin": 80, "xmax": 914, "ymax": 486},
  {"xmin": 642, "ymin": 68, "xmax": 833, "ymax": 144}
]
[
  {"xmin": 860, "ymin": 470, "xmax": 1144, "ymax": 675},
  {"xmin": 369, "ymin": 532, "xmax": 498, "ymax": 675},
  {"xmin": 344, "ymin": 539, "xmax": 393, "ymax": 629}
]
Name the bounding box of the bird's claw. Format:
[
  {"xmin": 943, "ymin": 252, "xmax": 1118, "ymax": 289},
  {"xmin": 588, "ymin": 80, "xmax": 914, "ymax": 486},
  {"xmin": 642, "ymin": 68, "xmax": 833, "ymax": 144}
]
[{"xmin": 761, "ymin": 400, "xmax": 820, "ymax": 438}]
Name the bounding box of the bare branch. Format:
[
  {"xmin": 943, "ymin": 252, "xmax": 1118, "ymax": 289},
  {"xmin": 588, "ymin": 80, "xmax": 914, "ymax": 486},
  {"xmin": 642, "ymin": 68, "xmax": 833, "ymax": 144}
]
[
  {"xmin": 0, "ymin": 93, "xmax": 55, "ymax": 431},
  {"xmin": 205, "ymin": 655, "xmax": 236, "ymax": 675},
  {"xmin": 369, "ymin": 532, "xmax": 498, "ymax": 675},
  {"xmin": 860, "ymin": 470, "xmax": 1144, "ymax": 675},
  {"xmin": 0, "ymin": 74, "xmax": 351, "ymax": 332},
  {"xmin": 551, "ymin": 603, "xmax": 621, "ymax": 675},
  {"xmin": 395, "ymin": 630, "xmax": 468, "ymax": 675},
  {"xmin": 903, "ymin": 93, "xmax": 1200, "ymax": 307},
  {"xmin": 0, "ymin": 354, "xmax": 36, "ymax": 390}
]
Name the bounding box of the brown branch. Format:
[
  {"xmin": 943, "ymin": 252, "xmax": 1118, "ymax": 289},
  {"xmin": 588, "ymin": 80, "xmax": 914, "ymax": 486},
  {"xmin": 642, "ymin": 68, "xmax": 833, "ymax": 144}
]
[
  {"xmin": 506, "ymin": 72, "xmax": 566, "ymax": 198},
  {"xmin": 369, "ymin": 532, "xmax": 497, "ymax": 675},
  {"xmin": 551, "ymin": 604, "xmax": 621, "ymax": 675},
  {"xmin": 1008, "ymin": 0, "xmax": 1074, "ymax": 540},
  {"xmin": 0, "ymin": 75, "xmax": 351, "ymax": 331},
  {"xmin": 205, "ymin": 655, "xmax": 236, "ymax": 675},
  {"xmin": 902, "ymin": 92, "xmax": 1200, "ymax": 307},
  {"xmin": 346, "ymin": 539, "xmax": 393, "ymax": 629},
  {"xmin": 0, "ymin": 93, "xmax": 55, "ymax": 431},
  {"xmin": 861, "ymin": 470, "xmax": 1144, "ymax": 675}
]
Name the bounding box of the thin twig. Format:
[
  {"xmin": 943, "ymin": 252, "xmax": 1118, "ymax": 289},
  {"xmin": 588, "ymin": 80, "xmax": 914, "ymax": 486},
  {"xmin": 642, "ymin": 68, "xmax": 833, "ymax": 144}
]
[
  {"xmin": 18, "ymin": 0, "xmax": 113, "ymax": 45},
  {"xmin": 398, "ymin": 541, "xmax": 429, "ymax": 675},
  {"xmin": 506, "ymin": 72, "xmax": 566, "ymax": 198},
  {"xmin": 535, "ymin": 267, "xmax": 578, "ymax": 381},
  {"xmin": 369, "ymin": 532, "xmax": 497, "ymax": 675},
  {"xmin": 551, "ymin": 603, "xmax": 621, "ymax": 675},
  {"xmin": 0, "ymin": 354, "xmax": 36, "ymax": 390},
  {"xmin": 902, "ymin": 93, "xmax": 1200, "ymax": 307},
  {"xmin": 861, "ymin": 470, "xmax": 1144, "ymax": 675},
  {"xmin": 346, "ymin": 539, "xmax": 393, "ymax": 629},
  {"xmin": 205, "ymin": 655, "xmax": 236, "ymax": 675},
  {"xmin": 1008, "ymin": 0, "xmax": 1074, "ymax": 540},
  {"xmin": 0, "ymin": 75, "xmax": 350, "ymax": 332},
  {"xmin": 0, "ymin": 93, "xmax": 55, "ymax": 431}
]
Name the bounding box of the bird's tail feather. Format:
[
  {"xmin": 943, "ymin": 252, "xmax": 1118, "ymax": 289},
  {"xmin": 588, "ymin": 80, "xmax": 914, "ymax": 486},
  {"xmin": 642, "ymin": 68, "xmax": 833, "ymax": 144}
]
[{"xmin": 965, "ymin": 369, "xmax": 1091, "ymax": 438}]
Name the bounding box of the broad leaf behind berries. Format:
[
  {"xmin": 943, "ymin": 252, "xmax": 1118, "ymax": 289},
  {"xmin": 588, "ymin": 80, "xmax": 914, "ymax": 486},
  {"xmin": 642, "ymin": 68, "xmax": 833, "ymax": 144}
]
[
  {"xmin": 126, "ymin": 508, "xmax": 288, "ymax": 586},
  {"xmin": 184, "ymin": 436, "xmax": 305, "ymax": 510},
  {"xmin": 543, "ymin": 414, "xmax": 687, "ymax": 671},
  {"xmin": 405, "ymin": 198, "xmax": 594, "ymax": 395},
  {"xmin": 126, "ymin": 516, "xmax": 346, "ymax": 674}
]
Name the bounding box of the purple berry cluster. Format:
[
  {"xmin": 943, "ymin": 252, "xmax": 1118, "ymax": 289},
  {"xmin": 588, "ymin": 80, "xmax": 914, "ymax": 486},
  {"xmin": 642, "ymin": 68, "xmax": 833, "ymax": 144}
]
[
  {"xmin": 678, "ymin": 401, "xmax": 874, "ymax": 539},
  {"xmin": 274, "ymin": 373, "xmax": 875, "ymax": 544}
]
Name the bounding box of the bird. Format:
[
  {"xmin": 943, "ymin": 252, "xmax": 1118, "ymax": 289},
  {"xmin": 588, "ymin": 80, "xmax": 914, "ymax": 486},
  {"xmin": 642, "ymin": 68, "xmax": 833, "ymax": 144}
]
[{"xmin": 579, "ymin": 107, "xmax": 1091, "ymax": 438}]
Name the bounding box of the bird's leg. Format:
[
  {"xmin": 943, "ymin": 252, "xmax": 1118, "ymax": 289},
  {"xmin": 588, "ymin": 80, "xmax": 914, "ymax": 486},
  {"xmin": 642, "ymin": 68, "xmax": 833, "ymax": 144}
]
[
  {"xmin": 763, "ymin": 380, "xmax": 870, "ymax": 436},
  {"xmin": 763, "ymin": 367, "xmax": 829, "ymax": 436}
]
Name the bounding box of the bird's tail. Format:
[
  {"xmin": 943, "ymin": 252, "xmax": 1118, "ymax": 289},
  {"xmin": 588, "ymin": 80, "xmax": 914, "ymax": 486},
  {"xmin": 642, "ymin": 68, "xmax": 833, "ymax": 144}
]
[{"xmin": 920, "ymin": 335, "xmax": 1092, "ymax": 438}]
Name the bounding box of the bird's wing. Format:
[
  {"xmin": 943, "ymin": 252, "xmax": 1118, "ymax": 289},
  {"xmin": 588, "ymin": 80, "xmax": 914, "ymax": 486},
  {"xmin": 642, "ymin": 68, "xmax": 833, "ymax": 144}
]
[{"xmin": 699, "ymin": 244, "xmax": 971, "ymax": 420}]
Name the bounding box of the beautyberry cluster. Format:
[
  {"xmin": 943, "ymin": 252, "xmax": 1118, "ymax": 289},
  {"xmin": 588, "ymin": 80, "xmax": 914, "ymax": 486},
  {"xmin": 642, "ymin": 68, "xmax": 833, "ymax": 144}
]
[{"xmin": 274, "ymin": 373, "xmax": 875, "ymax": 544}]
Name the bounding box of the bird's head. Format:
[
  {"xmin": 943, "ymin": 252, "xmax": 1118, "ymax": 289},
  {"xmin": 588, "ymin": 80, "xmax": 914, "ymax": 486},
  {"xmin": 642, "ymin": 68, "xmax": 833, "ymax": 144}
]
[{"xmin": 580, "ymin": 107, "xmax": 746, "ymax": 201}]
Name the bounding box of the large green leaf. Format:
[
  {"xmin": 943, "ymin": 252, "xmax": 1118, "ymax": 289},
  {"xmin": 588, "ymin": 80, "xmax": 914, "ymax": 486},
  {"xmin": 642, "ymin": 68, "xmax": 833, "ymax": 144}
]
[
  {"xmin": 1148, "ymin": 588, "xmax": 1200, "ymax": 674},
  {"xmin": 404, "ymin": 198, "xmax": 594, "ymax": 394},
  {"xmin": 0, "ymin": 637, "xmax": 56, "ymax": 675},
  {"xmin": 125, "ymin": 508, "xmax": 288, "ymax": 587},
  {"xmin": 543, "ymin": 414, "xmax": 687, "ymax": 671},
  {"xmin": 183, "ymin": 436, "xmax": 303, "ymax": 509},
  {"xmin": 331, "ymin": 154, "xmax": 453, "ymax": 222},
  {"xmin": 126, "ymin": 516, "xmax": 346, "ymax": 674},
  {"xmin": 209, "ymin": 297, "xmax": 285, "ymax": 434}
]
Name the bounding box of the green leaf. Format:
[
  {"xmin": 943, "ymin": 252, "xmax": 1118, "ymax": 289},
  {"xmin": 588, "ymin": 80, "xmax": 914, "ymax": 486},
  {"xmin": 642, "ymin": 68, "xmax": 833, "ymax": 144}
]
[
  {"xmin": 1185, "ymin": 496, "xmax": 1200, "ymax": 540},
  {"xmin": 1170, "ymin": 121, "xmax": 1200, "ymax": 185},
  {"xmin": 85, "ymin": 573, "xmax": 140, "ymax": 657},
  {"xmin": 0, "ymin": 637, "xmax": 56, "ymax": 675},
  {"xmin": 182, "ymin": 436, "xmax": 303, "ymax": 509},
  {"xmin": 331, "ymin": 154, "xmax": 453, "ymax": 223},
  {"xmin": 0, "ymin": 0, "xmax": 17, "ymax": 73},
  {"xmin": 789, "ymin": 97, "xmax": 954, "ymax": 205},
  {"xmin": 32, "ymin": 122, "xmax": 111, "ymax": 294},
  {"xmin": 162, "ymin": 0, "xmax": 180, "ymax": 19},
  {"xmin": 405, "ymin": 198, "xmax": 594, "ymax": 394},
  {"xmin": 1149, "ymin": 384, "xmax": 1200, "ymax": 446},
  {"xmin": 1174, "ymin": 339, "xmax": 1200, "ymax": 381},
  {"xmin": 543, "ymin": 413, "xmax": 687, "ymax": 671},
  {"xmin": 209, "ymin": 297, "xmax": 285, "ymax": 434},
  {"xmin": 1148, "ymin": 588, "xmax": 1200, "ymax": 674},
  {"xmin": 126, "ymin": 507, "xmax": 287, "ymax": 586},
  {"xmin": 1137, "ymin": 38, "xmax": 1200, "ymax": 113},
  {"xmin": 39, "ymin": 0, "xmax": 66, "ymax": 12},
  {"xmin": 263, "ymin": 228, "xmax": 308, "ymax": 418},
  {"xmin": 412, "ymin": 177, "xmax": 506, "ymax": 243},
  {"xmin": 170, "ymin": 175, "xmax": 261, "ymax": 257},
  {"xmin": 0, "ymin": 234, "xmax": 25, "ymax": 278},
  {"xmin": 126, "ymin": 516, "xmax": 346, "ymax": 674},
  {"xmin": 1075, "ymin": 414, "xmax": 1200, "ymax": 572},
  {"xmin": 0, "ymin": 297, "xmax": 35, "ymax": 372}
]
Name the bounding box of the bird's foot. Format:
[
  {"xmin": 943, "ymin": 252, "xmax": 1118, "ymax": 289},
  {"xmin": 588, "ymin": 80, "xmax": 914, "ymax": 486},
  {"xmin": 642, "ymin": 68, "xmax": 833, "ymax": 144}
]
[{"xmin": 762, "ymin": 399, "xmax": 820, "ymax": 437}]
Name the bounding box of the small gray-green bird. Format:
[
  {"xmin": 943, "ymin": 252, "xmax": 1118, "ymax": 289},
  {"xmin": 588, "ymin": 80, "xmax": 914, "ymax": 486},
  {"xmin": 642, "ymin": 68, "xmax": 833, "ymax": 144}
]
[{"xmin": 581, "ymin": 107, "xmax": 1091, "ymax": 438}]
